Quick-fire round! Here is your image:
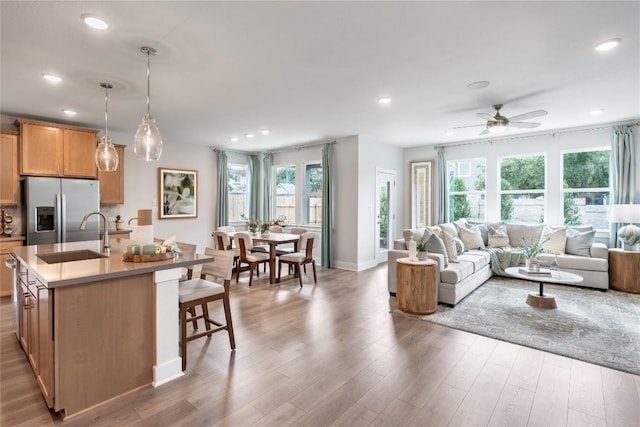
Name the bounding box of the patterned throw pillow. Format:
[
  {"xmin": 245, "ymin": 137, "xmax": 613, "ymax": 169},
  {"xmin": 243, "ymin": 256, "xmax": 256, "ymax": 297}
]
[
  {"xmin": 488, "ymin": 225, "xmax": 511, "ymax": 248},
  {"xmin": 436, "ymin": 229, "xmax": 459, "ymax": 263},
  {"xmin": 454, "ymin": 223, "xmax": 485, "ymax": 250},
  {"xmin": 540, "ymin": 225, "xmax": 567, "ymax": 254}
]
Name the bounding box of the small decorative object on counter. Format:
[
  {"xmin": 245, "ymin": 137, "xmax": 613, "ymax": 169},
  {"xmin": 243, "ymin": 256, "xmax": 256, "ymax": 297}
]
[
  {"xmin": 134, "ymin": 209, "xmax": 154, "ymax": 245},
  {"xmin": 550, "ymin": 255, "xmax": 560, "ymax": 278},
  {"xmin": 416, "ymin": 240, "xmax": 429, "ymax": 261},
  {"xmin": 115, "ymin": 214, "xmax": 124, "ymax": 230}
]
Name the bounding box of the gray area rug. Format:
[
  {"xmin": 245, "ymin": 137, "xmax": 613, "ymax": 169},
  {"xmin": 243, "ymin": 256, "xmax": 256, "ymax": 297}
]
[{"xmin": 395, "ymin": 277, "xmax": 640, "ymax": 376}]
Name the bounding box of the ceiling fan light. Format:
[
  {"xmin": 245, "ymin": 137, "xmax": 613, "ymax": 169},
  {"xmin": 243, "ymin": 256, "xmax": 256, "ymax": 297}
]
[
  {"xmin": 134, "ymin": 114, "xmax": 163, "ymax": 161},
  {"xmin": 595, "ymin": 38, "xmax": 621, "ymax": 51},
  {"xmin": 487, "ymin": 122, "xmax": 507, "ymax": 134}
]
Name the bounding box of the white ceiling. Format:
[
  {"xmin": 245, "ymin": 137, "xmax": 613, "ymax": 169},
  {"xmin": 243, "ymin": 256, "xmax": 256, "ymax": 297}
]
[{"xmin": 1, "ymin": 1, "xmax": 639, "ymax": 151}]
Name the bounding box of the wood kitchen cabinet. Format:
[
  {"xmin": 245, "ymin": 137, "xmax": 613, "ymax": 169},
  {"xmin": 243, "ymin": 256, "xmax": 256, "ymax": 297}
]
[
  {"xmin": 98, "ymin": 144, "xmax": 125, "ymax": 204},
  {"xmin": 0, "ymin": 130, "xmax": 19, "ymax": 205},
  {"xmin": 0, "ymin": 240, "xmax": 22, "ymax": 296},
  {"xmin": 16, "ymin": 119, "xmax": 98, "ymax": 178}
]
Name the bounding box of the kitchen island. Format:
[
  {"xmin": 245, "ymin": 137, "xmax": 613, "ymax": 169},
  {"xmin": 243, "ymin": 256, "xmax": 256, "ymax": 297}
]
[{"xmin": 9, "ymin": 239, "xmax": 212, "ymax": 419}]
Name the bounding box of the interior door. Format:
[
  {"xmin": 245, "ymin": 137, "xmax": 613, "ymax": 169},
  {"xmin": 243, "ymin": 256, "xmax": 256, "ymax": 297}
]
[{"xmin": 376, "ymin": 169, "xmax": 396, "ymax": 264}]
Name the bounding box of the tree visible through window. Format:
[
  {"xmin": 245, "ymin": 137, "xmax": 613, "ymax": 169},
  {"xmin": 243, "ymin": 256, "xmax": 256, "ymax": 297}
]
[
  {"xmin": 448, "ymin": 159, "xmax": 486, "ymax": 221},
  {"xmin": 500, "ymin": 155, "xmax": 546, "ymax": 223},
  {"xmin": 305, "ymin": 163, "xmax": 322, "ymax": 225},
  {"xmin": 275, "ymin": 165, "xmax": 296, "ymax": 221},
  {"xmin": 563, "ymin": 149, "xmax": 610, "ymax": 229},
  {"xmin": 228, "ymin": 163, "xmax": 248, "ymax": 222}
]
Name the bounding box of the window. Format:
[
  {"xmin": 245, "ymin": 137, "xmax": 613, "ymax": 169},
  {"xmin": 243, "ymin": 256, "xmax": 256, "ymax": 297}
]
[
  {"xmin": 275, "ymin": 165, "xmax": 296, "ymax": 222},
  {"xmin": 500, "ymin": 154, "xmax": 545, "ymax": 223},
  {"xmin": 562, "ymin": 148, "xmax": 610, "ymax": 229},
  {"xmin": 447, "ymin": 158, "xmax": 486, "ymax": 221},
  {"xmin": 227, "ymin": 163, "xmax": 249, "ymax": 222},
  {"xmin": 304, "ymin": 163, "xmax": 323, "ymax": 225}
]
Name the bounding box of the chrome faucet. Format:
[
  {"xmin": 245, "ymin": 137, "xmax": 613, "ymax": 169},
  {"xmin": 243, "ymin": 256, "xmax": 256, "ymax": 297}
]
[{"xmin": 80, "ymin": 211, "xmax": 110, "ymax": 251}]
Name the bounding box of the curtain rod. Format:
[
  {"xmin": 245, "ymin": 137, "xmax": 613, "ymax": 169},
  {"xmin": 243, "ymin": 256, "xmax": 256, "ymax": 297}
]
[
  {"xmin": 434, "ymin": 119, "xmax": 640, "ymax": 150},
  {"xmin": 212, "ymin": 147, "xmax": 259, "ymax": 156},
  {"xmin": 267, "ymin": 140, "xmax": 336, "ymax": 155}
]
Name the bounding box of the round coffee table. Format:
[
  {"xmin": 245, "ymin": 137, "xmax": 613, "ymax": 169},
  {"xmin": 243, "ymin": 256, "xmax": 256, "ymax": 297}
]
[{"xmin": 505, "ymin": 267, "xmax": 583, "ymax": 309}]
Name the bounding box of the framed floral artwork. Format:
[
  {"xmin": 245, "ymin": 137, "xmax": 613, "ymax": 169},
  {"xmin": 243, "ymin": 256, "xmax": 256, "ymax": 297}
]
[{"xmin": 158, "ymin": 168, "xmax": 198, "ymax": 219}]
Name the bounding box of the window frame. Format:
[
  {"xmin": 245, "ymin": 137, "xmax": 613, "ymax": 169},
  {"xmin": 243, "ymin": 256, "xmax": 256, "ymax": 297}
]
[
  {"xmin": 447, "ymin": 158, "xmax": 487, "ymax": 222},
  {"xmin": 498, "ymin": 153, "xmax": 547, "ymax": 223},
  {"xmin": 303, "ymin": 161, "xmax": 323, "ymax": 226},
  {"xmin": 227, "ymin": 162, "xmax": 250, "ymax": 223},
  {"xmin": 273, "ymin": 163, "xmax": 296, "ymax": 224}
]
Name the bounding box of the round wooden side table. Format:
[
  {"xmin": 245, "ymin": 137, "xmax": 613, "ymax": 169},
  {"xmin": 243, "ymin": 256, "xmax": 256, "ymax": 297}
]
[
  {"xmin": 609, "ymin": 249, "xmax": 640, "ymax": 294},
  {"xmin": 396, "ymin": 257, "xmax": 437, "ymax": 314}
]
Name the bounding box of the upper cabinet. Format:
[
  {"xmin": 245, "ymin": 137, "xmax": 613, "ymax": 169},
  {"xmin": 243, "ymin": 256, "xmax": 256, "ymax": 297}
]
[
  {"xmin": 98, "ymin": 144, "xmax": 125, "ymax": 205},
  {"xmin": 0, "ymin": 130, "xmax": 19, "ymax": 205},
  {"xmin": 16, "ymin": 119, "xmax": 98, "ymax": 179}
]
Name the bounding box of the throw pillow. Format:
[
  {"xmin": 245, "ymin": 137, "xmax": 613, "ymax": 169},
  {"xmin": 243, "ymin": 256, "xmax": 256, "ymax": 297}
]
[
  {"xmin": 505, "ymin": 223, "xmax": 544, "ymax": 248},
  {"xmin": 540, "ymin": 225, "xmax": 567, "ymax": 254},
  {"xmin": 438, "ymin": 222, "xmax": 459, "ymax": 239},
  {"xmin": 488, "ymin": 225, "xmax": 511, "ymax": 248},
  {"xmin": 453, "ymin": 237, "xmax": 466, "ymax": 255},
  {"xmin": 565, "ymin": 229, "xmax": 595, "ymax": 257},
  {"xmin": 403, "ymin": 228, "xmax": 425, "ymax": 247},
  {"xmin": 454, "ymin": 223, "xmax": 484, "ymax": 250},
  {"xmin": 422, "ymin": 232, "xmax": 449, "ymax": 268},
  {"xmin": 436, "ymin": 228, "xmax": 458, "ymax": 263}
]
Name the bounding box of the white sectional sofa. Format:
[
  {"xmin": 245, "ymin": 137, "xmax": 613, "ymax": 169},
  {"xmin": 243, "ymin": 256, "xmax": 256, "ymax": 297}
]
[{"xmin": 388, "ymin": 220, "xmax": 609, "ymax": 306}]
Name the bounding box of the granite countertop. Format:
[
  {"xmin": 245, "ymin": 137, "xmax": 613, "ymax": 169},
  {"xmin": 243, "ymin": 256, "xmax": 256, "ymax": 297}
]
[{"xmin": 10, "ymin": 239, "xmax": 211, "ymax": 288}]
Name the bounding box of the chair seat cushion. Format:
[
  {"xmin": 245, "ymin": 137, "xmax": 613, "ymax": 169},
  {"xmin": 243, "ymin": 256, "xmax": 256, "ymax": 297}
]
[
  {"xmin": 279, "ymin": 252, "xmax": 307, "ymax": 263},
  {"xmin": 179, "ymin": 279, "xmax": 224, "ymax": 303},
  {"xmin": 246, "ymin": 253, "xmax": 269, "ymax": 262}
]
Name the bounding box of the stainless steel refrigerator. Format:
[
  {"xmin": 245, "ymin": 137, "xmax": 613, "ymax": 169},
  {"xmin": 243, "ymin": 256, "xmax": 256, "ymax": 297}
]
[{"xmin": 23, "ymin": 177, "xmax": 100, "ymax": 245}]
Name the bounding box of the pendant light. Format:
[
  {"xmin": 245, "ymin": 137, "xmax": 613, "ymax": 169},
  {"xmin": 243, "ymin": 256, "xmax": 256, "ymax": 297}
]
[
  {"xmin": 95, "ymin": 82, "xmax": 119, "ymax": 171},
  {"xmin": 134, "ymin": 46, "xmax": 163, "ymax": 161}
]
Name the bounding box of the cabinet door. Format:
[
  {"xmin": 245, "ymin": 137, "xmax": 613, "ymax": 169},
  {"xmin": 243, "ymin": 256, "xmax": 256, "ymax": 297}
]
[
  {"xmin": 27, "ymin": 284, "xmax": 39, "ymax": 372},
  {"xmin": 0, "ymin": 132, "xmax": 19, "ymax": 205},
  {"xmin": 98, "ymin": 144, "xmax": 125, "ymax": 204},
  {"xmin": 63, "ymin": 129, "xmax": 97, "ymax": 178},
  {"xmin": 37, "ymin": 284, "xmax": 54, "ymax": 408},
  {"xmin": 19, "ymin": 282, "xmax": 29, "ymax": 351},
  {"xmin": 20, "ymin": 123, "xmax": 63, "ymax": 176},
  {"xmin": 0, "ymin": 241, "xmax": 22, "ymax": 297}
]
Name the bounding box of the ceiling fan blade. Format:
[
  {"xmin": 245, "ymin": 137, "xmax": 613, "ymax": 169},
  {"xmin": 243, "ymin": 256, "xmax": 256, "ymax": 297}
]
[
  {"xmin": 479, "ymin": 129, "xmax": 490, "ymax": 136},
  {"xmin": 451, "ymin": 124, "xmax": 485, "ymax": 130},
  {"xmin": 510, "ymin": 121, "xmax": 541, "ymax": 128},
  {"xmin": 476, "ymin": 113, "xmax": 495, "ymax": 121},
  {"xmin": 507, "ymin": 109, "xmax": 548, "ymax": 122}
]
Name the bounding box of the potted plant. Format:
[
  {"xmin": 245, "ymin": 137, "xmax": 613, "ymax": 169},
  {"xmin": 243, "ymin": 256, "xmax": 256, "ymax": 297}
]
[
  {"xmin": 416, "ymin": 241, "xmax": 429, "ymax": 260},
  {"xmin": 521, "ymin": 237, "xmax": 546, "ymax": 271},
  {"xmin": 260, "ymin": 220, "xmax": 271, "ymax": 237},
  {"xmin": 115, "ymin": 214, "xmax": 124, "ymax": 230},
  {"xmin": 246, "ymin": 218, "xmax": 259, "ymax": 235}
]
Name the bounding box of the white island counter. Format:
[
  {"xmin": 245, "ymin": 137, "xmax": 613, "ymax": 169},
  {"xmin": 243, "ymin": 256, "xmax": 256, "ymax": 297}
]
[{"xmin": 10, "ymin": 239, "xmax": 212, "ymax": 419}]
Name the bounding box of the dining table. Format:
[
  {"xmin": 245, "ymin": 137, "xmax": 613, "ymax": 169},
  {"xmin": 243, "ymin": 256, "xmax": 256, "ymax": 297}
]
[{"xmin": 247, "ymin": 232, "xmax": 301, "ymax": 284}]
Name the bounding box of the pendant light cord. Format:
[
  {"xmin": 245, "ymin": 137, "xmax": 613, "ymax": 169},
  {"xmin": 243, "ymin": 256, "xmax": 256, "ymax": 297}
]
[
  {"xmin": 146, "ymin": 51, "xmax": 151, "ymax": 116},
  {"xmin": 104, "ymin": 85, "xmax": 109, "ymax": 138}
]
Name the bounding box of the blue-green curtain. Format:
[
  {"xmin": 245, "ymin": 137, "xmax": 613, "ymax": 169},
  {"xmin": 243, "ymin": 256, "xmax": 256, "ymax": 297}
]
[
  {"xmin": 216, "ymin": 150, "xmax": 228, "ymax": 227},
  {"xmin": 248, "ymin": 154, "xmax": 260, "ymax": 219},
  {"xmin": 610, "ymin": 126, "xmax": 636, "ymax": 247},
  {"xmin": 262, "ymin": 153, "xmax": 273, "ymax": 220},
  {"xmin": 321, "ymin": 144, "xmax": 334, "ymax": 268},
  {"xmin": 435, "ymin": 148, "xmax": 447, "ymax": 224}
]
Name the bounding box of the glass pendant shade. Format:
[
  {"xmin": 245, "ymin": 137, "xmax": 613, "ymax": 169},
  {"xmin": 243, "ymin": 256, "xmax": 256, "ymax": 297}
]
[
  {"xmin": 95, "ymin": 82, "xmax": 119, "ymax": 172},
  {"xmin": 134, "ymin": 114, "xmax": 163, "ymax": 161},
  {"xmin": 95, "ymin": 135, "xmax": 119, "ymax": 171}
]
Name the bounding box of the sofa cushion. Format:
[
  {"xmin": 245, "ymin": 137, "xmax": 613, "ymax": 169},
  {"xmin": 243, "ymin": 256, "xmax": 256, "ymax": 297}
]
[
  {"xmin": 565, "ymin": 229, "xmax": 596, "ymax": 257},
  {"xmin": 488, "ymin": 225, "xmax": 510, "ymax": 248},
  {"xmin": 505, "ymin": 223, "xmax": 544, "ymax": 247},
  {"xmin": 440, "ymin": 261, "xmax": 475, "ymax": 284},
  {"xmin": 540, "ymin": 225, "xmax": 567, "ymax": 254},
  {"xmin": 538, "ymin": 253, "xmax": 608, "ymax": 272},
  {"xmin": 459, "ymin": 250, "xmax": 491, "ymax": 270},
  {"xmin": 455, "ymin": 223, "xmax": 485, "ymax": 250},
  {"xmin": 403, "ymin": 228, "xmax": 426, "ymax": 245}
]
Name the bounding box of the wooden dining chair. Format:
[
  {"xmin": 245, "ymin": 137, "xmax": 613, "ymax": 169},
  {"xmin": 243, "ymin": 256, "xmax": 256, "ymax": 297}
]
[
  {"xmin": 277, "ymin": 232, "xmax": 318, "ymax": 287},
  {"xmin": 212, "ymin": 230, "xmax": 240, "ymax": 271},
  {"xmin": 178, "ymin": 248, "xmax": 235, "ymax": 371},
  {"xmin": 233, "ymin": 232, "xmax": 270, "ymax": 286}
]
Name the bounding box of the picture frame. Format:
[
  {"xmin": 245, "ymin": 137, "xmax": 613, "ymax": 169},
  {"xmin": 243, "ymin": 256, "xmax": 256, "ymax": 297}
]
[
  {"xmin": 410, "ymin": 160, "xmax": 433, "ymax": 228},
  {"xmin": 158, "ymin": 168, "xmax": 198, "ymax": 219}
]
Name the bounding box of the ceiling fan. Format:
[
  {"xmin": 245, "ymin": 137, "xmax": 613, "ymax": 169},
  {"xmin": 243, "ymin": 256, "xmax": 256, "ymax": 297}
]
[{"xmin": 453, "ymin": 104, "xmax": 548, "ymax": 135}]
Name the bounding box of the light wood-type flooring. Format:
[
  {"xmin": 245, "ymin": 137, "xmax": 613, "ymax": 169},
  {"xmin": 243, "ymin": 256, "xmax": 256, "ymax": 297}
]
[{"xmin": 2, "ymin": 264, "xmax": 639, "ymax": 426}]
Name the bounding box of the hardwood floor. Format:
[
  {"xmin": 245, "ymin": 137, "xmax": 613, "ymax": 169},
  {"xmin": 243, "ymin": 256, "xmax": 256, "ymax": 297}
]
[{"xmin": 1, "ymin": 263, "xmax": 639, "ymax": 426}]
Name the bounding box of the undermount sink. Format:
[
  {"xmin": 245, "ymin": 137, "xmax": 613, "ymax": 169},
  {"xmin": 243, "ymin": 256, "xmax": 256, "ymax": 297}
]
[{"xmin": 37, "ymin": 250, "xmax": 108, "ymax": 264}]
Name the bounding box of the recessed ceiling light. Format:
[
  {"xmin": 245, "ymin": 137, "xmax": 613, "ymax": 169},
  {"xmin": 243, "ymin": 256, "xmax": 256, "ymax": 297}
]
[
  {"xmin": 590, "ymin": 108, "xmax": 605, "ymax": 115},
  {"xmin": 467, "ymin": 81, "xmax": 490, "ymax": 89},
  {"xmin": 245, "ymin": 133, "xmax": 254, "ymax": 138},
  {"xmin": 42, "ymin": 73, "xmax": 62, "ymax": 83},
  {"xmin": 261, "ymin": 129, "xmax": 271, "ymax": 135},
  {"xmin": 446, "ymin": 130, "xmax": 455, "ymax": 136},
  {"xmin": 62, "ymin": 109, "xmax": 77, "ymax": 116},
  {"xmin": 82, "ymin": 14, "xmax": 108, "ymax": 30},
  {"xmin": 229, "ymin": 137, "xmax": 239, "ymax": 142},
  {"xmin": 594, "ymin": 38, "xmax": 621, "ymax": 51},
  {"xmin": 378, "ymin": 97, "xmax": 392, "ymax": 104}
]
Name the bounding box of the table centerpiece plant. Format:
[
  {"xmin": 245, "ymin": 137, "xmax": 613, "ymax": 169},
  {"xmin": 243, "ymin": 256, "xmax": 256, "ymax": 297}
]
[
  {"xmin": 246, "ymin": 218, "xmax": 260, "ymax": 235},
  {"xmin": 521, "ymin": 237, "xmax": 547, "ymax": 271},
  {"xmin": 260, "ymin": 221, "xmax": 271, "ymax": 237}
]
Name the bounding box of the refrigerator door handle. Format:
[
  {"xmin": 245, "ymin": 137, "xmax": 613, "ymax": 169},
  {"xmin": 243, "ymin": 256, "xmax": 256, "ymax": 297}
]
[{"xmin": 59, "ymin": 193, "xmax": 66, "ymax": 243}]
